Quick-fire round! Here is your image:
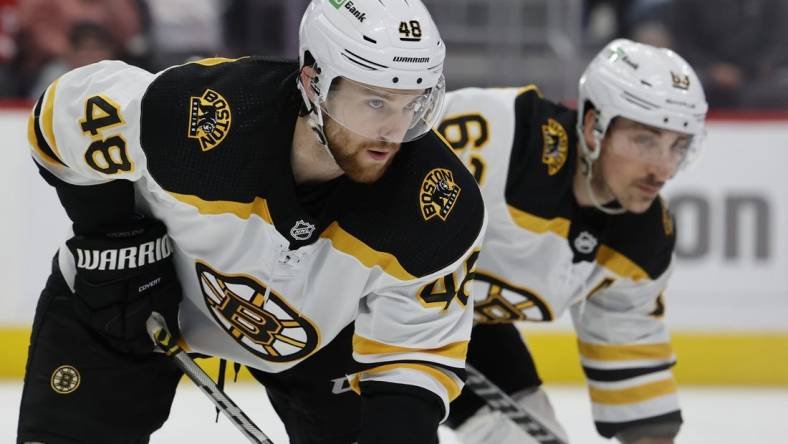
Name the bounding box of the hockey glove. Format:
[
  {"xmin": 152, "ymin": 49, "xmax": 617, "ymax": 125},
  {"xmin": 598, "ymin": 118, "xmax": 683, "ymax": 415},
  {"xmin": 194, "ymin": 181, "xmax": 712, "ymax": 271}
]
[{"xmin": 66, "ymin": 217, "xmax": 182, "ymax": 355}]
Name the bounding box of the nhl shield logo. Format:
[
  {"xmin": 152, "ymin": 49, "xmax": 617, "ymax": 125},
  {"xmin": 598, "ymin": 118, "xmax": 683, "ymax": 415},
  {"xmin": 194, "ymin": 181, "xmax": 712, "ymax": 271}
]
[
  {"xmin": 420, "ymin": 168, "xmax": 461, "ymax": 222},
  {"xmin": 188, "ymin": 89, "xmax": 232, "ymax": 151},
  {"xmin": 290, "ymin": 220, "xmax": 316, "ymax": 241},
  {"xmin": 574, "ymin": 231, "xmax": 598, "ymax": 255}
]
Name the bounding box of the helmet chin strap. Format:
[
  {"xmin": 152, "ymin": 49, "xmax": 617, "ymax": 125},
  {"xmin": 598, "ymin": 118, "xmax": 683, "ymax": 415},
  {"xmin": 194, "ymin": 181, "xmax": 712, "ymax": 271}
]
[{"xmin": 297, "ymin": 74, "xmax": 336, "ymax": 161}]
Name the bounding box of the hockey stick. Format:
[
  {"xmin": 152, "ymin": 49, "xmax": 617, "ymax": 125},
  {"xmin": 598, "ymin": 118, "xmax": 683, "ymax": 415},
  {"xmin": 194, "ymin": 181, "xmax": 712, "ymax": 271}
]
[
  {"xmin": 145, "ymin": 312, "xmax": 275, "ymax": 444},
  {"xmin": 465, "ymin": 364, "xmax": 568, "ymax": 444}
]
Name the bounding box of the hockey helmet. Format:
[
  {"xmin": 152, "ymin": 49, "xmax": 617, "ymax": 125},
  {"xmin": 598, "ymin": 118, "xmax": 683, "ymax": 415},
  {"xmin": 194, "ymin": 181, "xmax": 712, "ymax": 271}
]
[
  {"xmin": 298, "ymin": 0, "xmax": 446, "ymax": 143},
  {"xmin": 577, "ymin": 39, "xmax": 708, "ymax": 170}
]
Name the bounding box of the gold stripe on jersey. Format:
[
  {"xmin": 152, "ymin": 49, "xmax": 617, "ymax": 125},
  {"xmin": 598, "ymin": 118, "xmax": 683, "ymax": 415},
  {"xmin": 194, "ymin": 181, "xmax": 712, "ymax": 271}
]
[
  {"xmin": 349, "ymin": 362, "xmax": 462, "ymax": 401},
  {"xmin": 320, "ymin": 222, "xmax": 416, "ymax": 281},
  {"xmin": 190, "ymin": 57, "xmax": 244, "ymax": 66},
  {"xmin": 41, "ymin": 78, "xmax": 62, "ymax": 160},
  {"xmin": 27, "ymin": 113, "xmax": 63, "ymax": 167},
  {"xmin": 353, "ymin": 334, "xmax": 468, "ymax": 361},
  {"xmin": 176, "ymin": 337, "xmax": 192, "ymax": 352},
  {"xmin": 585, "ymin": 277, "xmax": 615, "ymax": 300},
  {"xmin": 595, "ymin": 244, "xmax": 649, "ymax": 281},
  {"xmin": 507, "ymin": 205, "xmax": 570, "ymax": 238},
  {"xmin": 589, "ymin": 377, "xmax": 677, "ymax": 405},
  {"xmin": 515, "ymin": 84, "xmax": 542, "ymax": 97},
  {"xmin": 167, "ymin": 192, "xmax": 273, "ymax": 224},
  {"xmin": 578, "ymin": 340, "xmax": 674, "ymax": 362},
  {"xmin": 432, "ymin": 127, "xmax": 455, "ymax": 152}
]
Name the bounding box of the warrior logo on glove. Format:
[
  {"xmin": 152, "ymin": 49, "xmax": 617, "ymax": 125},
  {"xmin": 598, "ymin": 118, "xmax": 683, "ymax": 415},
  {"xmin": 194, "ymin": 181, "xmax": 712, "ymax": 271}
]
[{"xmin": 196, "ymin": 261, "xmax": 319, "ymax": 362}]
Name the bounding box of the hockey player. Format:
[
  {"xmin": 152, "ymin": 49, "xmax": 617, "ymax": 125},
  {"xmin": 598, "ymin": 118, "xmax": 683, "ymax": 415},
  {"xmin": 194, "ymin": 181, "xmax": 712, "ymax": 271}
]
[
  {"xmin": 17, "ymin": 1, "xmax": 486, "ymax": 443},
  {"xmin": 436, "ymin": 39, "xmax": 708, "ymax": 444}
]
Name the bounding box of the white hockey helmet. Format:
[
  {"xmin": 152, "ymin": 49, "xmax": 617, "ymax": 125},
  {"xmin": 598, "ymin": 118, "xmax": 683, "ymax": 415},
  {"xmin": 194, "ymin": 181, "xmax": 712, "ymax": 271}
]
[
  {"xmin": 577, "ymin": 39, "xmax": 708, "ymax": 169},
  {"xmin": 298, "ymin": 0, "xmax": 446, "ymax": 144}
]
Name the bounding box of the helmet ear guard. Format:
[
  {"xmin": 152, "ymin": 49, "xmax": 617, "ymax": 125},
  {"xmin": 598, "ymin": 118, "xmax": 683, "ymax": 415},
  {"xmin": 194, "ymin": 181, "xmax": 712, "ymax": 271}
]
[
  {"xmin": 576, "ymin": 103, "xmax": 605, "ymax": 163},
  {"xmin": 296, "ymin": 57, "xmax": 330, "ymax": 148}
]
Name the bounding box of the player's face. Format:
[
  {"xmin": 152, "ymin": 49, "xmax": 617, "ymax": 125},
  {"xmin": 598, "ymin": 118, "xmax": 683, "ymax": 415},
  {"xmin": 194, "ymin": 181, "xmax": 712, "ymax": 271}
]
[
  {"xmin": 598, "ymin": 118, "xmax": 692, "ymax": 213},
  {"xmin": 323, "ymin": 114, "xmax": 400, "ymax": 184},
  {"xmin": 321, "ymin": 80, "xmax": 428, "ymax": 183}
]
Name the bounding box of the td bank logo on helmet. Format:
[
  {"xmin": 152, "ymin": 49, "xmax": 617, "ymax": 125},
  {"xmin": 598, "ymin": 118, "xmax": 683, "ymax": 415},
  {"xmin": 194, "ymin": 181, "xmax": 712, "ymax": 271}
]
[{"xmin": 330, "ymin": 0, "xmax": 367, "ymax": 23}]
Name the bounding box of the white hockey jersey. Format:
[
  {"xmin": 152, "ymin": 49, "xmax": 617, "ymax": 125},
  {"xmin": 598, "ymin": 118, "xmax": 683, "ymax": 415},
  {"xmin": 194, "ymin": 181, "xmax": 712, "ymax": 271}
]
[
  {"xmin": 27, "ymin": 58, "xmax": 487, "ymax": 416},
  {"xmin": 438, "ymin": 86, "xmax": 680, "ymax": 436}
]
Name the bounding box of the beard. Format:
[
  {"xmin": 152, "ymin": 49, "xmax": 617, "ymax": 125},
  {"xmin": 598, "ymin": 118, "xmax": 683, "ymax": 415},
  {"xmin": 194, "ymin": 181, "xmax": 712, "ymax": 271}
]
[{"xmin": 323, "ymin": 117, "xmax": 400, "ymax": 184}]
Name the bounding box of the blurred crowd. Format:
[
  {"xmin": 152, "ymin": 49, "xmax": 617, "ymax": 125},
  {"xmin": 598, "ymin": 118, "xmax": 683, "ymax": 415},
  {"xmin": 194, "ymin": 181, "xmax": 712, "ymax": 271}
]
[
  {"xmin": 0, "ymin": 0, "xmax": 786, "ymax": 110},
  {"xmin": 0, "ymin": 0, "xmax": 311, "ymax": 99}
]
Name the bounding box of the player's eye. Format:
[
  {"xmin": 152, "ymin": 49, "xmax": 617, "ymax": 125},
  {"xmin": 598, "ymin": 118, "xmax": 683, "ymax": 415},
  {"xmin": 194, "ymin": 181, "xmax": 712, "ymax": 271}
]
[
  {"xmin": 368, "ymin": 99, "xmax": 385, "ymax": 110},
  {"xmin": 633, "ymin": 133, "xmax": 658, "ymax": 148}
]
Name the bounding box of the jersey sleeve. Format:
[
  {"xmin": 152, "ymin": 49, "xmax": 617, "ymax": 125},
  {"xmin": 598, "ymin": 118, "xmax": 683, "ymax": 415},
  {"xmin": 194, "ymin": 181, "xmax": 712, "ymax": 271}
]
[
  {"xmin": 350, "ymin": 236, "xmax": 484, "ymax": 421},
  {"xmin": 570, "ymin": 260, "xmax": 682, "ymax": 439},
  {"xmin": 27, "ymin": 60, "xmax": 154, "ymax": 186}
]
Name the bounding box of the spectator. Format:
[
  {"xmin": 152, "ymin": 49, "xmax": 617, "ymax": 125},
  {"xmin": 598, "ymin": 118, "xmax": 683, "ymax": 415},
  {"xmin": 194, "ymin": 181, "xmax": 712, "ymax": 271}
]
[
  {"xmin": 28, "ymin": 21, "xmax": 119, "ymax": 98},
  {"xmin": 13, "ymin": 0, "xmax": 144, "ymax": 96},
  {"xmin": 623, "ymin": 0, "xmax": 672, "ymax": 48},
  {"xmin": 584, "ymin": 0, "xmax": 672, "ymax": 48},
  {"xmin": 0, "ymin": 0, "xmax": 20, "ymax": 96},
  {"xmin": 0, "ymin": 0, "xmax": 18, "ymax": 63},
  {"xmin": 670, "ymin": 0, "xmax": 788, "ymax": 109},
  {"xmin": 222, "ymin": 0, "xmax": 310, "ymax": 59},
  {"xmin": 146, "ymin": 0, "xmax": 224, "ymax": 68}
]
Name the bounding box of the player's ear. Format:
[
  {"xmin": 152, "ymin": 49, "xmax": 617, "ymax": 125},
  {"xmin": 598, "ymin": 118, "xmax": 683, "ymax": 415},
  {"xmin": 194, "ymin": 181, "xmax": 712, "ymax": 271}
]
[
  {"xmin": 582, "ymin": 109, "xmax": 600, "ymax": 153},
  {"xmin": 299, "ymin": 66, "xmax": 318, "ymax": 102}
]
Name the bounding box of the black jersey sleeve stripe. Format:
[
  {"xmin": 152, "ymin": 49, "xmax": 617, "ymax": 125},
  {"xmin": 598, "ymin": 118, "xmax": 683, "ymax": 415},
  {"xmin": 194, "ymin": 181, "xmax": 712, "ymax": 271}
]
[
  {"xmin": 583, "ymin": 362, "xmax": 675, "ymax": 382},
  {"xmin": 595, "ymin": 410, "xmax": 682, "ymax": 439},
  {"xmin": 28, "ymin": 93, "xmax": 66, "ymax": 167}
]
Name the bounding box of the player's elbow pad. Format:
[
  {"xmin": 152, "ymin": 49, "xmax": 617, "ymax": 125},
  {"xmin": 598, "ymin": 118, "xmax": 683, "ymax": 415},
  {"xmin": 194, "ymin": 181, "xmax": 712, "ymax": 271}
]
[{"xmin": 65, "ymin": 217, "xmax": 182, "ymax": 355}]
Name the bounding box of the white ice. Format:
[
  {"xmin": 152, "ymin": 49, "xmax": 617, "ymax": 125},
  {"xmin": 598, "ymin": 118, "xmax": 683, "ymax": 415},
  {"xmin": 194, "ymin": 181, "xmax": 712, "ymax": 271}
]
[{"xmin": 2, "ymin": 382, "xmax": 787, "ymax": 443}]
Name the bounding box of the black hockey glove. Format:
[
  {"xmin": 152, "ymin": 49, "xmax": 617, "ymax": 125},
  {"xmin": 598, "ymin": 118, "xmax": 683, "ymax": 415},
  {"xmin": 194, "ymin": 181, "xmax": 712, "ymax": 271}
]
[{"xmin": 65, "ymin": 217, "xmax": 182, "ymax": 355}]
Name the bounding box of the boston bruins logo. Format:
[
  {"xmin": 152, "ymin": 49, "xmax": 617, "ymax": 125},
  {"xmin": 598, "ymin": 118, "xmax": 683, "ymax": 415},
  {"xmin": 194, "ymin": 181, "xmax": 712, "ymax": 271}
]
[
  {"xmin": 188, "ymin": 89, "xmax": 232, "ymax": 151},
  {"xmin": 196, "ymin": 261, "xmax": 319, "ymax": 362},
  {"xmin": 471, "ymin": 272, "xmax": 553, "ymax": 324},
  {"xmin": 420, "ymin": 168, "xmax": 461, "ymax": 222},
  {"xmin": 51, "ymin": 365, "xmax": 80, "ymax": 394},
  {"xmin": 541, "ymin": 118, "xmax": 568, "ymax": 176}
]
